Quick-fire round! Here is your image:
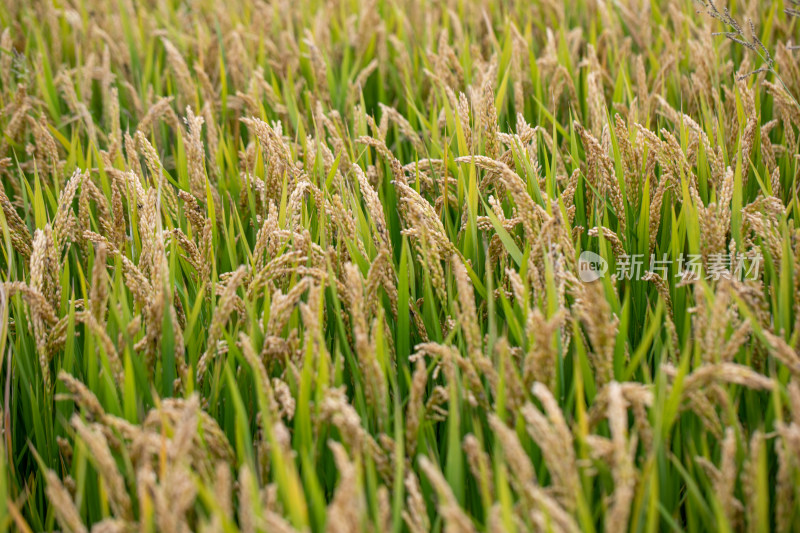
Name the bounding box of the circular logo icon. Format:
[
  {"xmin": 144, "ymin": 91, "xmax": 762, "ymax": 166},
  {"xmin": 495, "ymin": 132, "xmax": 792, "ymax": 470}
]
[{"xmin": 578, "ymin": 251, "xmax": 608, "ymax": 282}]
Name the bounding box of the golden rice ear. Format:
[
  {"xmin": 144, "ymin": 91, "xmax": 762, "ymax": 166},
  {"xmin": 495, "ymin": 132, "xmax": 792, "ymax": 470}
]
[
  {"xmin": 462, "ymin": 433, "xmax": 494, "ymax": 498},
  {"xmin": 0, "ymin": 28, "xmax": 11, "ymax": 89},
  {"xmin": 606, "ymin": 382, "xmax": 637, "ymax": 530},
  {"xmin": 326, "ymin": 440, "xmax": 365, "ymax": 533},
  {"xmin": 520, "ymin": 386, "xmax": 580, "ymax": 511},
  {"xmin": 404, "ymin": 357, "xmax": 427, "ymax": 457},
  {"xmin": 450, "ymin": 254, "xmax": 481, "ymax": 359},
  {"xmin": 196, "ymin": 266, "xmax": 248, "ymax": 380},
  {"xmin": 479, "ymin": 79, "xmax": 499, "ymax": 160},
  {"xmin": 419, "ymin": 455, "xmax": 477, "ymax": 533},
  {"xmin": 183, "ymin": 106, "xmax": 208, "ymax": 201},
  {"xmin": 45, "ymin": 468, "xmax": 88, "ymax": 533},
  {"xmin": 70, "ymin": 415, "xmax": 133, "ymax": 520},
  {"xmin": 161, "ymin": 38, "xmax": 195, "ymax": 106}
]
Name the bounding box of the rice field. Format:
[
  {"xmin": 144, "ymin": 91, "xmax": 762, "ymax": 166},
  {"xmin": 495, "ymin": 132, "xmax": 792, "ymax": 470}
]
[{"xmin": 0, "ymin": 0, "xmax": 799, "ymax": 531}]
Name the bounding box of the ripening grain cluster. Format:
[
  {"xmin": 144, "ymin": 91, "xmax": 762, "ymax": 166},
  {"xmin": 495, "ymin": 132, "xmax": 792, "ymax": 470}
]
[{"xmin": 0, "ymin": 0, "xmax": 799, "ymax": 531}]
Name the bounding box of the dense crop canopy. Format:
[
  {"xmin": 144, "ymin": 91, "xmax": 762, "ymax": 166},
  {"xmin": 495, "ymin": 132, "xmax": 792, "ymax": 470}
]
[{"xmin": 0, "ymin": 0, "xmax": 799, "ymax": 531}]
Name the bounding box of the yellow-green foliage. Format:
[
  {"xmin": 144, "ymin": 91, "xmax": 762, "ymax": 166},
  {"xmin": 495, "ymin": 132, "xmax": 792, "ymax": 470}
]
[{"xmin": 0, "ymin": 0, "xmax": 798, "ymax": 531}]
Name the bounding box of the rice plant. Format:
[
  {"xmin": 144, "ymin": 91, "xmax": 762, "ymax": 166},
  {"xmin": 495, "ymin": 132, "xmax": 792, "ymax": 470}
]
[{"xmin": 0, "ymin": 0, "xmax": 798, "ymax": 531}]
